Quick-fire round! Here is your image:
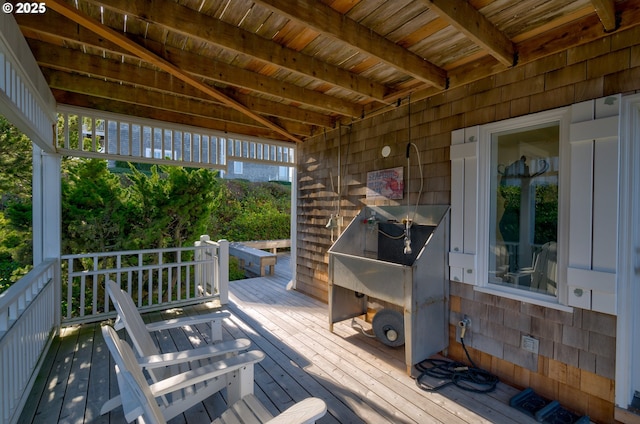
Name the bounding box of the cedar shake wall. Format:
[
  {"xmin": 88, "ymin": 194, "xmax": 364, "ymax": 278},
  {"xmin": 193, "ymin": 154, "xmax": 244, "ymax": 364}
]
[
  {"xmin": 297, "ymin": 26, "xmax": 640, "ymax": 423},
  {"xmin": 449, "ymin": 282, "xmax": 616, "ymax": 423}
]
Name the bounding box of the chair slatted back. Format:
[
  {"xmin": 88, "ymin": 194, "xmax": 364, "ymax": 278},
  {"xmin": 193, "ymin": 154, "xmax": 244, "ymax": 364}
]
[
  {"xmin": 101, "ymin": 325, "xmax": 167, "ymax": 424},
  {"xmin": 106, "ymin": 280, "xmax": 167, "ymax": 381}
]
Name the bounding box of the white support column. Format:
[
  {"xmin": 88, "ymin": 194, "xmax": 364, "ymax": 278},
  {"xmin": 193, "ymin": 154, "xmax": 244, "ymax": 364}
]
[
  {"xmin": 616, "ymin": 93, "xmax": 640, "ymax": 412},
  {"xmin": 32, "ymin": 146, "xmax": 61, "ymax": 266}
]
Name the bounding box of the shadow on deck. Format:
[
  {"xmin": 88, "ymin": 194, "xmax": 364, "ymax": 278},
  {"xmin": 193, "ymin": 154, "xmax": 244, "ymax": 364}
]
[{"xmin": 18, "ymin": 253, "xmax": 538, "ymax": 424}]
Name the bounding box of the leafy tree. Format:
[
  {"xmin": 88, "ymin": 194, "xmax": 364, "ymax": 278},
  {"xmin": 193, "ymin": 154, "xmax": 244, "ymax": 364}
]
[
  {"xmin": 498, "ymin": 183, "xmax": 557, "ymax": 246},
  {"xmin": 0, "ymin": 118, "xmax": 32, "ymax": 198},
  {"xmin": 3, "ymin": 107, "xmax": 292, "ymax": 294},
  {"xmin": 124, "ymin": 165, "xmax": 219, "ymax": 249},
  {"xmin": 534, "ymin": 184, "xmax": 558, "ymax": 245},
  {"xmin": 210, "ymin": 180, "xmax": 290, "ymax": 242},
  {"xmin": 61, "ymin": 158, "xmax": 128, "ymax": 254},
  {"xmin": 0, "ymin": 115, "xmax": 33, "ymax": 291}
]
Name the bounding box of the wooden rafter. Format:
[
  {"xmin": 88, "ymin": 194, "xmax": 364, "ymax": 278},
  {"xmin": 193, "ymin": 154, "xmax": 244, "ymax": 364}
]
[
  {"xmin": 23, "ymin": 36, "xmax": 340, "ymax": 128},
  {"xmin": 83, "ymin": 0, "xmax": 388, "ymax": 103},
  {"xmin": 19, "ymin": 18, "xmax": 356, "ymax": 119},
  {"xmin": 46, "ymin": 0, "xmax": 302, "ymax": 143},
  {"xmin": 43, "ymin": 70, "xmax": 315, "ymax": 137},
  {"xmin": 52, "ymin": 89, "xmax": 290, "ymax": 139},
  {"xmin": 369, "ymin": 1, "xmax": 640, "ymax": 117},
  {"xmin": 15, "ymin": 0, "xmax": 640, "ymax": 144},
  {"xmin": 590, "ymin": 0, "xmax": 617, "ymax": 32},
  {"xmin": 253, "ymin": 0, "xmax": 447, "ymax": 89},
  {"xmin": 423, "ymin": 0, "xmax": 515, "ymax": 67}
]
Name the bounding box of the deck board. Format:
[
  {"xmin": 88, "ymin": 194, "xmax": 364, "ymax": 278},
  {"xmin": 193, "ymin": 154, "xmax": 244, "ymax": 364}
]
[{"xmin": 18, "ymin": 253, "xmax": 539, "ymax": 424}]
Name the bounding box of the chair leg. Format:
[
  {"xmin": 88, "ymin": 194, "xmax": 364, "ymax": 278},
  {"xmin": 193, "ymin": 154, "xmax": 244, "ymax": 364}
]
[
  {"xmin": 226, "ymin": 363, "xmax": 255, "ymax": 406},
  {"xmin": 210, "ymin": 317, "xmax": 223, "ymax": 342}
]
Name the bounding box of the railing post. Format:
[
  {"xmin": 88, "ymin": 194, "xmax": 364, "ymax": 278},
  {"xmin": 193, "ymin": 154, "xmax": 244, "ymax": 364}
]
[
  {"xmin": 218, "ymin": 239, "xmax": 229, "ymax": 305},
  {"xmin": 53, "ymin": 257, "xmax": 61, "ymax": 329},
  {"xmin": 195, "ymin": 235, "xmax": 208, "ymax": 296}
]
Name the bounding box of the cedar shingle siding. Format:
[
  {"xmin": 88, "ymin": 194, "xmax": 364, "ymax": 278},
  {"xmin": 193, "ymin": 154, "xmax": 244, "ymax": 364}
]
[{"xmin": 296, "ymin": 25, "xmax": 640, "ymax": 424}]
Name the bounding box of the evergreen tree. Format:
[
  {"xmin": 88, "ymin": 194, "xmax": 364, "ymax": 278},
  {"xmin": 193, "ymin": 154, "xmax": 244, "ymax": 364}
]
[
  {"xmin": 0, "ymin": 116, "xmax": 33, "ymax": 291},
  {"xmin": 61, "ymin": 158, "xmax": 127, "ymax": 254},
  {"xmin": 124, "ymin": 165, "xmax": 219, "ymax": 249}
]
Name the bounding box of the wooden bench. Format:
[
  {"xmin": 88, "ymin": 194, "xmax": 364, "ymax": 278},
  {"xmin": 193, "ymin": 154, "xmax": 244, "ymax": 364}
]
[
  {"xmin": 229, "ymin": 242, "xmax": 277, "ymax": 277},
  {"xmin": 241, "ymin": 239, "xmax": 291, "ymax": 254}
]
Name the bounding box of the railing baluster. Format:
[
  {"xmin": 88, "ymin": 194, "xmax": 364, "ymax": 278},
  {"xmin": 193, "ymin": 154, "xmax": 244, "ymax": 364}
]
[
  {"xmin": 176, "ymin": 250, "xmax": 181, "ymax": 300},
  {"xmin": 56, "ymin": 237, "xmax": 231, "ymax": 321},
  {"xmin": 67, "ymin": 257, "xmax": 73, "ymax": 319},
  {"xmin": 158, "ymin": 251, "xmax": 162, "ymax": 305},
  {"xmin": 168, "ymin": 266, "xmax": 173, "ymax": 302},
  {"xmin": 138, "ymin": 252, "xmax": 143, "ymax": 308},
  {"xmin": 127, "ymin": 270, "xmax": 132, "ymax": 298},
  {"xmin": 80, "ymin": 275, "xmax": 86, "ymax": 317},
  {"xmin": 148, "ymin": 265, "xmax": 153, "ymax": 306},
  {"xmin": 93, "ymin": 254, "xmax": 98, "ymax": 316}
]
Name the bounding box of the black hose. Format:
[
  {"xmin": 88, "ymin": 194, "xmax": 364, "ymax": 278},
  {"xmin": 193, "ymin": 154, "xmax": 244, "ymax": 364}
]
[{"xmin": 414, "ymin": 338, "xmax": 499, "ymax": 394}]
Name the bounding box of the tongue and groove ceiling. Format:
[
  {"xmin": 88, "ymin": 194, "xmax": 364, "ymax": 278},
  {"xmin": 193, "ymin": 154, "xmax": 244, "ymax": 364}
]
[{"xmin": 14, "ymin": 0, "xmax": 640, "ymax": 143}]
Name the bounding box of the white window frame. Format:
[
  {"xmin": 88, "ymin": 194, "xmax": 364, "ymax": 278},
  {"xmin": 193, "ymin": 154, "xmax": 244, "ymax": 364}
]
[
  {"xmin": 476, "ymin": 109, "xmax": 571, "ymax": 309},
  {"xmin": 233, "ymin": 161, "xmax": 243, "ymax": 175},
  {"xmin": 450, "ymin": 98, "xmax": 621, "ymax": 314},
  {"xmin": 144, "ymin": 147, "xmax": 174, "ymax": 160}
]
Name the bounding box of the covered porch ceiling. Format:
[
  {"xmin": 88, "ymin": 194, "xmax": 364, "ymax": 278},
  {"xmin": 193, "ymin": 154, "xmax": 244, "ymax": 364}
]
[{"xmin": 15, "ymin": 0, "xmax": 640, "ymax": 144}]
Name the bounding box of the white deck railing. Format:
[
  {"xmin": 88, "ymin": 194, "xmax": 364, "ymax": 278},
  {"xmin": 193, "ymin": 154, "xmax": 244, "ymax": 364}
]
[
  {"xmin": 0, "ymin": 237, "xmax": 228, "ymax": 423},
  {"xmin": 0, "ymin": 258, "xmax": 60, "ymax": 424},
  {"xmin": 60, "ymin": 236, "xmax": 229, "ymax": 324}
]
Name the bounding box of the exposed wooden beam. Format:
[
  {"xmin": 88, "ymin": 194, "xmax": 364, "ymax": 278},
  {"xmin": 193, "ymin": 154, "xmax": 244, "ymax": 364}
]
[
  {"xmin": 422, "ymin": 0, "xmax": 515, "ymax": 67},
  {"xmin": 448, "ymin": 2, "xmax": 640, "ymax": 92},
  {"xmin": 17, "ymin": 10, "xmax": 364, "ymax": 118},
  {"xmin": 83, "ymin": 0, "xmax": 388, "ymax": 102},
  {"xmin": 253, "ymin": 0, "xmax": 447, "ymax": 89},
  {"xmin": 43, "ymin": 69, "xmax": 314, "ymax": 137},
  {"xmin": 590, "ymin": 0, "xmax": 617, "ymax": 32},
  {"xmin": 138, "ymin": 39, "xmax": 362, "ymax": 118},
  {"xmin": 46, "ymin": 0, "xmax": 302, "ymax": 143},
  {"xmin": 516, "ymin": 2, "xmax": 640, "ymax": 65},
  {"xmin": 26, "ymin": 39, "xmax": 336, "ymax": 128},
  {"xmin": 510, "ymin": 6, "xmax": 595, "ymax": 43},
  {"xmin": 52, "ymin": 89, "xmax": 288, "ymax": 140}
]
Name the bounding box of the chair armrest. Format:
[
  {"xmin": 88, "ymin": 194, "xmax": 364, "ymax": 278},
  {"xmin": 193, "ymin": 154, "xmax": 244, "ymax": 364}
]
[
  {"xmin": 266, "ymin": 398, "xmax": 327, "ymax": 424},
  {"xmin": 148, "ymin": 350, "xmax": 265, "ymax": 397},
  {"xmin": 145, "ymin": 311, "xmax": 230, "ymax": 331},
  {"xmin": 137, "ymin": 338, "xmax": 251, "ymax": 368}
]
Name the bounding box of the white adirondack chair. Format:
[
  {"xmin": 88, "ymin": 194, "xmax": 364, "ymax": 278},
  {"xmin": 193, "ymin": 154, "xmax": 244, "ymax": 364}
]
[
  {"xmin": 102, "ymin": 280, "xmax": 252, "ymax": 418},
  {"xmin": 101, "ymin": 325, "xmax": 271, "ymax": 423}
]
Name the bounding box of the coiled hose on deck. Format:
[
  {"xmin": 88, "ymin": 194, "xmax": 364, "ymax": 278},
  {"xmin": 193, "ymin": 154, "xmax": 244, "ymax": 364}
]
[{"xmin": 414, "ymin": 337, "xmax": 499, "ymax": 394}]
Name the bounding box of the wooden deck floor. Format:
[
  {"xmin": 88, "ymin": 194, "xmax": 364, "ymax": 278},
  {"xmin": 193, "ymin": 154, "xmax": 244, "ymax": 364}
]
[{"xmin": 18, "ymin": 254, "xmax": 539, "ymax": 424}]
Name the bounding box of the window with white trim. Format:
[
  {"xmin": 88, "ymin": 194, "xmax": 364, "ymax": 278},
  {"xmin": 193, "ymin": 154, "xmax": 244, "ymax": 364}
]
[
  {"xmin": 233, "ymin": 161, "xmax": 243, "ymax": 174},
  {"xmin": 489, "ymin": 122, "xmax": 559, "ymax": 296},
  {"xmin": 450, "ymin": 98, "xmax": 620, "ymax": 313}
]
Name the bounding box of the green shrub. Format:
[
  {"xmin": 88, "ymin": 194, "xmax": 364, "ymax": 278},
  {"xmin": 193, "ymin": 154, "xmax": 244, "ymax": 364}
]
[{"xmin": 228, "ymin": 256, "xmax": 246, "ymax": 281}]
